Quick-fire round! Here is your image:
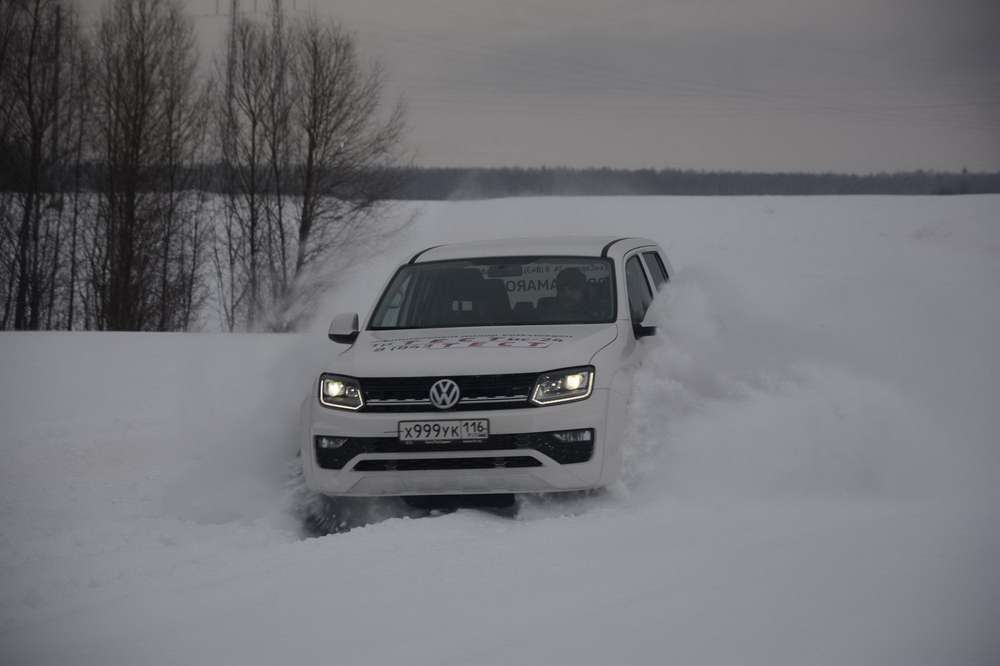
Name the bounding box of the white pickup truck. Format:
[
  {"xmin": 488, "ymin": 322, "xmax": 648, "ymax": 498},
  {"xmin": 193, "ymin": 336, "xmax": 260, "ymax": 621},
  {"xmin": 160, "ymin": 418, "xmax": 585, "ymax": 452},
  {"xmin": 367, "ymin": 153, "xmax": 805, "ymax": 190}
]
[{"xmin": 300, "ymin": 236, "xmax": 671, "ymax": 497}]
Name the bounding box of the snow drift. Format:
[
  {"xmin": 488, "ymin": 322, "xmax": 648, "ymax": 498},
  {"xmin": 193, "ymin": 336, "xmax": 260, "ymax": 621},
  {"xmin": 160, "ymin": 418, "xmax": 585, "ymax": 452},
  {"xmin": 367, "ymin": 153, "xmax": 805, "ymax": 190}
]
[{"xmin": 1, "ymin": 195, "xmax": 998, "ymax": 665}]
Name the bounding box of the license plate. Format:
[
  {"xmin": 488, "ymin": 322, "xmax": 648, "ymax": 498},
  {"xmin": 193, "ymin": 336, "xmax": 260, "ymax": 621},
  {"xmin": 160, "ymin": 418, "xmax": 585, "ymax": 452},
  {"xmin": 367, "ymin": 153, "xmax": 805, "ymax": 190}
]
[{"xmin": 398, "ymin": 419, "xmax": 490, "ymax": 442}]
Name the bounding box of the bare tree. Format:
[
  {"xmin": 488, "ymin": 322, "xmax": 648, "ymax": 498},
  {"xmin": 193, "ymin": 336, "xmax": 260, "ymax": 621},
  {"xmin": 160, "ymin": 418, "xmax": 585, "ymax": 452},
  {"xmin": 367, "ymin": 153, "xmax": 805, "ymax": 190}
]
[
  {"xmin": 152, "ymin": 4, "xmax": 212, "ymax": 331},
  {"xmin": 0, "ymin": 0, "xmax": 20, "ymax": 145},
  {"xmin": 262, "ymin": 0, "xmax": 292, "ymax": 309},
  {"xmin": 215, "ymin": 11, "xmax": 272, "ymax": 329},
  {"xmin": 0, "ymin": 0, "xmax": 83, "ymax": 330},
  {"xmin": 61, "ymin": 30, "xmax": 92, "ymax": 330},
  {"xmin": 91, "ymin": 0, "xmax": 209, "ymax": 330},
  {"xmin": 0, "ymin": 0, "xmax": 17, "ymax": 328},
  {"xmin": 278, "ymin": 16, "xmax": 405, "ymax": 327},
  {"xmin": 214, "ymin": 4, "xmax": 406, "ymax": 331}
]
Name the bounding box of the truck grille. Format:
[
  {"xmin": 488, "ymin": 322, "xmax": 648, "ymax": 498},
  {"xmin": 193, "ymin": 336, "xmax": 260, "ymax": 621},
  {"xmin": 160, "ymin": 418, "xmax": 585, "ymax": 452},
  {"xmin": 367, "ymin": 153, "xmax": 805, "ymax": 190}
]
[{"xmin": 360, "ymin": 373, "xmax": 538, "ymax": 412}]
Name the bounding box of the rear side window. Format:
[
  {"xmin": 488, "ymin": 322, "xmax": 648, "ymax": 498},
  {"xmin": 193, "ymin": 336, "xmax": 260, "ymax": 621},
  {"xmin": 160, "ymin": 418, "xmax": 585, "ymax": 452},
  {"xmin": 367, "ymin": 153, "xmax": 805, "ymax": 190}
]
[
  {"xmin": 625, "ymin": 255, "xmax": 653, "ymax": 326},
  {"xmin": 642, "ymin": 251, "xmax": 669, "ymax": 289}
]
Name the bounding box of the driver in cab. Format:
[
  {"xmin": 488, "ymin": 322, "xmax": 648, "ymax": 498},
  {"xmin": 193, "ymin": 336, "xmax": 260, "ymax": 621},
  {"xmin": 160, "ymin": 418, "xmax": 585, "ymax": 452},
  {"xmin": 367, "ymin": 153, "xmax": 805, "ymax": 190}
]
[{"xmin": 538, "ymin": 268, "xmax": 592, "ymax": 322}]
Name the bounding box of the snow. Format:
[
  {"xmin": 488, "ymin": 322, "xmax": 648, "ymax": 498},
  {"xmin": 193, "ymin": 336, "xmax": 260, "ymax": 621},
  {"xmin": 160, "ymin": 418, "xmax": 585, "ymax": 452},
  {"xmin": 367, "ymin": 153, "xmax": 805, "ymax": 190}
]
[{"xmin": 2, "ymin": 195, "xmax": 999, "ymax": 665}]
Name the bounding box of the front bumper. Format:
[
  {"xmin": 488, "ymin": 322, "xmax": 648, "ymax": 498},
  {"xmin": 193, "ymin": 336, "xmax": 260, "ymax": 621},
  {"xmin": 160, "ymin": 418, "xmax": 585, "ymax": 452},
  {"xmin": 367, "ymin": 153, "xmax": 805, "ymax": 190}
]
[{"xmin": 301, "ymin": 389, "xmax": 612, "ymax": 496}]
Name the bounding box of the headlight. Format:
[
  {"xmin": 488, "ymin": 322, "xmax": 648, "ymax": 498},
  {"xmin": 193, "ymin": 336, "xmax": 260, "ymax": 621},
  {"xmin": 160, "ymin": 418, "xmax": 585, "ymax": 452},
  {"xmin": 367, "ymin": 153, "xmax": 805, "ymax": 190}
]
[
  {"xmin": 318, "ymin": 373, "xmax": 364, "ymax": 410},
  {"xmin": 531, "ymin": 366, "xmax": 594, "ymax": 406}
]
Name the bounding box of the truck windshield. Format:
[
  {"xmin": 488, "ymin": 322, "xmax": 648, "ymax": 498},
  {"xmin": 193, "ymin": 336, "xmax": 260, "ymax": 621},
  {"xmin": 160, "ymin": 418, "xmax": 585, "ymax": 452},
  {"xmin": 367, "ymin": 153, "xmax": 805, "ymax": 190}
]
[{"xmin": 369, "ymin": 256, "xmax": 616, "ymax": 329}]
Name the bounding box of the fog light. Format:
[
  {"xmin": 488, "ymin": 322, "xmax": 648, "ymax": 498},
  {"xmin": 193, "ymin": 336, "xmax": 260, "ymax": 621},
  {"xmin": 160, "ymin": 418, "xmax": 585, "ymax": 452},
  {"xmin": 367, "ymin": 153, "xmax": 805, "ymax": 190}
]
[
  {"xmin": 317, "ymin": 436, "xmax": 348, "ymax": 449},
  {"xmin": 551, "ymin": 429, "xmax": 593, "ymax": 443}
]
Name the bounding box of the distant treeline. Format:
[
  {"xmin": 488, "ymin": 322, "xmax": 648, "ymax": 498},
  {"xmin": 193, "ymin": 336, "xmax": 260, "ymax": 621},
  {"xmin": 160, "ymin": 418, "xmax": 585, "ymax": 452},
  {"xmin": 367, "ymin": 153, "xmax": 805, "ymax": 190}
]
[
  {"xmin": 392, "ymin": 167, "xmax": 1000, "ymax": 199},
  {"xmin": 13, "ymin": 165, "xmax": 998, "ymax": 200}
]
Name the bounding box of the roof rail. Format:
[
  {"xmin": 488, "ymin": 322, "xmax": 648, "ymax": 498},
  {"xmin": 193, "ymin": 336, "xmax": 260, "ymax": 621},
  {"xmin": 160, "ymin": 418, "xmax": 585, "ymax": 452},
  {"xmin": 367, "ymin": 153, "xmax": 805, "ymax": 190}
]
[
  {"xmin": 600, "ymin": 237, "xmax": 630, "ymax": 258},
  {"xmin": 408, "ymin": 244, "xmax": 446, "ymax": 264}
]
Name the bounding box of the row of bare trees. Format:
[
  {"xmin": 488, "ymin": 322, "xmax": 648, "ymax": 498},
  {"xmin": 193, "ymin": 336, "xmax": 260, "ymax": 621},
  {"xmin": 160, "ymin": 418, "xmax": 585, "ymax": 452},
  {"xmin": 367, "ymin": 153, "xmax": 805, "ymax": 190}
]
[
  {"xmin": 0, "ymin": 0, "xmax": 90, "ymax": 329},
  {"xmin": 217, "ymin": 1, "xmax": 404, "ymax": 330},
  {"xmin": 0, "ymin": 0, "xmax": 405, "ymax": 331}
]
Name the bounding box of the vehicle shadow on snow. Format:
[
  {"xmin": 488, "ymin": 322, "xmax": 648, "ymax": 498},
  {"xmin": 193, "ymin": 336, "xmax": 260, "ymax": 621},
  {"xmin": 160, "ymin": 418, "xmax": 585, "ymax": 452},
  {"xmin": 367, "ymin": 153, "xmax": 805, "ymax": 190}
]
[
  {"xmin": 286, "ymin": 462, "xmax": 610, "ymax": 537},
  {"xmin": 287, "ymin": 462, "xmax": 527, "ymax": 537},
  {"xmin": 292, "ymin": 492, "xmax": 520, "ymax": 538}
]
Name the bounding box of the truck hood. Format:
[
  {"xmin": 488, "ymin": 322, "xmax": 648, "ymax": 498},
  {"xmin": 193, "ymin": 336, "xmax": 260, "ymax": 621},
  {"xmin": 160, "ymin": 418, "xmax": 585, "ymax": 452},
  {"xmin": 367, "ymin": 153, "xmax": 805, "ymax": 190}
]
[{"xmin": 330, "ymin": 324, "xmax": 619, "ymax": 377}]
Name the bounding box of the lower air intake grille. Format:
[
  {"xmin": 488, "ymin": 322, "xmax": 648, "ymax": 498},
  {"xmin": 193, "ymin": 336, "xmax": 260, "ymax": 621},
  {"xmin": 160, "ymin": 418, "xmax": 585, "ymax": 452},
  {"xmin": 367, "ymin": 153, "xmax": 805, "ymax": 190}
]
[
  {"xmin": 353, "ymin": 457, "xmax": 541, "ymax": 471},
  {"xmin": 314, "ymin": 430, "xmax": 594, "ymax": 470}
]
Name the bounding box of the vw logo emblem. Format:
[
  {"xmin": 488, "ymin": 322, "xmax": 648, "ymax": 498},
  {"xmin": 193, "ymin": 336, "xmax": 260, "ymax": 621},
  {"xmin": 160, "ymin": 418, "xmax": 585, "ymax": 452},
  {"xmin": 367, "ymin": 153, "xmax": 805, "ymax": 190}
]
[{"xmin": 428, "ymin": 379, "xmax": 461, "ymax": 410}]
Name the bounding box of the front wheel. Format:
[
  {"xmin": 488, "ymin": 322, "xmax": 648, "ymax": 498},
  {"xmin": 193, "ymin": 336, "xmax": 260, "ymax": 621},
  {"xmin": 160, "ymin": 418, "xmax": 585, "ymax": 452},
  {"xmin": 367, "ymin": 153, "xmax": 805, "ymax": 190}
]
[{"xmin": 287, "ymin": 458, "xmax": 410, "ymax": 536}]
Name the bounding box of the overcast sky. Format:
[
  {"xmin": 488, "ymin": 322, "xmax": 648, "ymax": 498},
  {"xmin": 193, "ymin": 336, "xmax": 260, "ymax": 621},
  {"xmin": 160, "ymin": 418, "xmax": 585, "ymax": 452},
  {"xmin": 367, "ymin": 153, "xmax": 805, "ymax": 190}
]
[{"xmin": 73, "ymin": 0, "xmax": 1000, "ymax": 171}]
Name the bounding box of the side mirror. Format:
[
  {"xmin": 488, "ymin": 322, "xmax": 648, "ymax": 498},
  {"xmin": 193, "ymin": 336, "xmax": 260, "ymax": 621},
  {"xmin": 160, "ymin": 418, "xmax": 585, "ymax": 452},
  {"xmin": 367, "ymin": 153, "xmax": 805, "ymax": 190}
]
[
  {"xmin": 634, "ymin": 312, "xmax": 657, "ymax": 338},
  {"xmin": 328, "ymin": 312, "xmax": 360, "ymax": 344},
  {"xmin": 633, "ymin": 323, "xmax": 656, "ymax": 338}
]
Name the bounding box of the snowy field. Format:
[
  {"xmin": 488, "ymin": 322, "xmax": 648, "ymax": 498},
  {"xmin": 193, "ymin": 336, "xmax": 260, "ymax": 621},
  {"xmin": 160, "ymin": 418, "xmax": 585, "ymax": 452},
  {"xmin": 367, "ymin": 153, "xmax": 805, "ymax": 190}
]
[{"xmin": 2, "ymin": 195, "xmax": 999, "ymax": 665}]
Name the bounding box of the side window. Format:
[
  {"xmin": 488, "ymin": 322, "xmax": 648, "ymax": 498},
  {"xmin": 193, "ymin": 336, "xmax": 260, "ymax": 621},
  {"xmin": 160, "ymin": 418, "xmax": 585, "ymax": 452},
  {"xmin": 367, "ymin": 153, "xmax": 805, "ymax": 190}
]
[
  {"xmin": 625, "ymin": 255, "xmax": 653, "ymax": 327},
  {"xmin": 642, "ymin": 251, "xmax": 669, "ymax": 290}
]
